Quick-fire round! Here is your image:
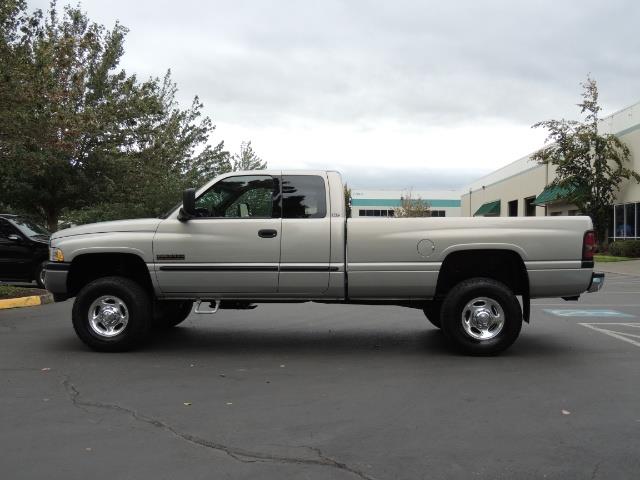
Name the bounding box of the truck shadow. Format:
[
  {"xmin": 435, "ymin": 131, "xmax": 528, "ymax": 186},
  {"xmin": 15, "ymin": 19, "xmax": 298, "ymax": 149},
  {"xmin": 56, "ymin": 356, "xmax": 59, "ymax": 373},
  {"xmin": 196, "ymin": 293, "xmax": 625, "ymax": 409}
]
[{"xmin": 143, "ymin": 324, "xmax": 568, "ymax": 358}]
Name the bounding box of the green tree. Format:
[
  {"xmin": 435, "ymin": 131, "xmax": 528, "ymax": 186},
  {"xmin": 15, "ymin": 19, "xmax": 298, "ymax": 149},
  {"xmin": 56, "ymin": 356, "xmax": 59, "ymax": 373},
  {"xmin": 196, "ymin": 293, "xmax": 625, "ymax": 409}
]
[
  {"xmin": 344, "ymin": 183, "xmax": 352, "ymax": 218},
  {"xmin": 532, "ymin": 76, "xmax": 640, "ymax": 244},
  {"xmin": 0, "ymin": 1, "xmax": 228, "ymax": 230},
  {"xmin": 394, "ymin": 190, "xmax": 431, "ymax": 217},
  {"xmin": 231, "ymin": 141, "xmax": 266, "ymax": 171}
]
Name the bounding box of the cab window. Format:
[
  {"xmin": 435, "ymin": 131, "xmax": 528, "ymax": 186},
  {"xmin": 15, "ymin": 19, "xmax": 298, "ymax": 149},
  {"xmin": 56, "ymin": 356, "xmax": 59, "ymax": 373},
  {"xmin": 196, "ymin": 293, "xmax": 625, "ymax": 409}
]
[
  {"xmin": 194, "ymin": 175, "xmax": 278, "ymax": 218},
  {"xmin": 282, "ymin": 175, "xmax": 327, "ymax": 219}
]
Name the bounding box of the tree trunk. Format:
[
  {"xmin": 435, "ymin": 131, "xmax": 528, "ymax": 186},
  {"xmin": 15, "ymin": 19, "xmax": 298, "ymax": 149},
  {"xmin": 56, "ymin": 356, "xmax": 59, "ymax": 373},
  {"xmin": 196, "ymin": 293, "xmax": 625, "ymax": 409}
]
[{"xmin": 46, "ymin": 209, "xmax": 59, "ymax": 233}]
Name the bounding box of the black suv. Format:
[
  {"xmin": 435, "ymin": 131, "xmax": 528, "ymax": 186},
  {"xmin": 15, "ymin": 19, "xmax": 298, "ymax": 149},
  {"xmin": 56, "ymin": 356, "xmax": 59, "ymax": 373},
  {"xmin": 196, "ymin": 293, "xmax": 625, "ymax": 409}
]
[{"xmin": 0, "ymin": 214, "xmax": 50, "ymax": 288}]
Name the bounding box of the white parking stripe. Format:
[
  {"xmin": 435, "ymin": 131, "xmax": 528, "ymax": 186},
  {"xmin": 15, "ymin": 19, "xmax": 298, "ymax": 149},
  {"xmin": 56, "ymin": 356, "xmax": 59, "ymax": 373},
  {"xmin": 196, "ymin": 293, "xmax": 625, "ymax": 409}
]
[
  {"xmin": 534, "ymin": 304, "xmax": 640, "ymax": 307},
  {"xmin": 579, "ymin": 323, "xmax": 640, "ymax": 348}
]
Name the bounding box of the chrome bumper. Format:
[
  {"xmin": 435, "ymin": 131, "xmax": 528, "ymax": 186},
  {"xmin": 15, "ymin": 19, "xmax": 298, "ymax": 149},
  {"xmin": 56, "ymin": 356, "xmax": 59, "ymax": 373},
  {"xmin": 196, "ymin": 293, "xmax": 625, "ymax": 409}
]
[{"xmin": 587, "ymin": 272, "xmax": 605, "ymax": 293}]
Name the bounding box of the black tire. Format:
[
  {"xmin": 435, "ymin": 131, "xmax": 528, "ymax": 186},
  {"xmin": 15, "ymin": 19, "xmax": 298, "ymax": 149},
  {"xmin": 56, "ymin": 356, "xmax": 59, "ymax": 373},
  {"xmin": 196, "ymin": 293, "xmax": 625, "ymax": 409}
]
[
  {"xmin": 153, "ymin": 300, "xmax": 193, "ymax": 329},
  {"xmin": 423, "ymin": 300, "xmax": 442, "ymax": 328},
  {"xmin": 72, "ymin": 276, "xmax": 152, "ymax": 352},
  {"xmin": 440, "ymin": 277, "xmax": 522, "ymax": 356},
  {"xmin": 35, "ymin": 261, "xmax": 47, "ymax": 289}
]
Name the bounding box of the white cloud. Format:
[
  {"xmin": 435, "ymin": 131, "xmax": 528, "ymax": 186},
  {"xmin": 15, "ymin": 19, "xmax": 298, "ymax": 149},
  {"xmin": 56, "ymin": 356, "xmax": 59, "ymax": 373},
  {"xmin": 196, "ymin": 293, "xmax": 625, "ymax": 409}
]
[{"xmin": 28, "ymin": 0, "xmax": 640, "ymax": 188}]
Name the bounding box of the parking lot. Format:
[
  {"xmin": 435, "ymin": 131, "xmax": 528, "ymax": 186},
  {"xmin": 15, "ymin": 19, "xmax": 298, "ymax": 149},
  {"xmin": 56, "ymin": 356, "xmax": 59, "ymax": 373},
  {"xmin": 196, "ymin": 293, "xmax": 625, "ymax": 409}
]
[{"xmin": 1, "ymin": 271, "xmax": 640, "ymax": 480}]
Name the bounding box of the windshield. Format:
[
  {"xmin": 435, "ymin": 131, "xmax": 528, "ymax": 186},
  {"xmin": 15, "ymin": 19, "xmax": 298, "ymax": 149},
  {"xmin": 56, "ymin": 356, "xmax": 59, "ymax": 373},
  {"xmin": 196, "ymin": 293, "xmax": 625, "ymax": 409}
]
[{"xmin": 11, "ymin": 217, "xmax": 50, "ymax": 238}]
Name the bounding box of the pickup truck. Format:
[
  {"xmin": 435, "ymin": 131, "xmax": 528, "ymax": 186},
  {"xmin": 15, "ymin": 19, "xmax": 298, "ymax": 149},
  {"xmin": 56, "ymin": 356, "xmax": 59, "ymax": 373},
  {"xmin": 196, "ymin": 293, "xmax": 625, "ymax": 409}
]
[{"xmin": 45, "ymin": 170, "xmax": 604, "ymax": 355}]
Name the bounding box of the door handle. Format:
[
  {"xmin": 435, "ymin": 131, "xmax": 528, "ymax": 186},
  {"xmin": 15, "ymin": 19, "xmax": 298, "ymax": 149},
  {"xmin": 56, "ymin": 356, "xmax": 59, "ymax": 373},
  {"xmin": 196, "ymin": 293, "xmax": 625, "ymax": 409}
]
[{"xmin": 258, "ymin": 229, "xmax": 278, "ymax": 238}]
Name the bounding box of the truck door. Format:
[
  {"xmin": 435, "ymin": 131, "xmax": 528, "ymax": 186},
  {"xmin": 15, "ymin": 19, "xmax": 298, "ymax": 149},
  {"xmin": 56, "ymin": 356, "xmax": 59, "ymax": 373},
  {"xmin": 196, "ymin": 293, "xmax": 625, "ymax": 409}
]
[
  {"xmin": 278, "ymin": 174, "xmax": 331, "ymax": 294},
  {"xmin": 153, "ymin": 174, "xmax": 281, "ymax": 294}
]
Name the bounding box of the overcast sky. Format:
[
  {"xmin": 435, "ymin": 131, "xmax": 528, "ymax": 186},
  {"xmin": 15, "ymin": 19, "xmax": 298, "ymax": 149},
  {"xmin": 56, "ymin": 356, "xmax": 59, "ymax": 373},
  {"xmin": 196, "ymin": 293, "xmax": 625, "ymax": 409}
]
[{"xmin": 31, "ymin": 0, "xmax": 640, "ymax": 190}]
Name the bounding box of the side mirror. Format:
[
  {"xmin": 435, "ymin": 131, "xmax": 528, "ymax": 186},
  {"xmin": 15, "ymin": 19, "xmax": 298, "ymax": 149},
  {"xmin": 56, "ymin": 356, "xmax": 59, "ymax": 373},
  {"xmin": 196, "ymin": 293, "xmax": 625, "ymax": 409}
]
[
  {"xmin": 178, "ymin": 188, "xmax": 197, "ymax": 222},
  {"xmin": 7, "ymin": 234, "xmax": 22, "ymax": 242}
]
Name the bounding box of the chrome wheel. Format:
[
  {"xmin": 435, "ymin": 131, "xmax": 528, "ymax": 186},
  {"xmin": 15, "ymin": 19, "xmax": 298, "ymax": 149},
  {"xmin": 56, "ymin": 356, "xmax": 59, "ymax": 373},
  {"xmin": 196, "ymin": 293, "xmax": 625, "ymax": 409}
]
[
  {"xmin": 88, "ymin": 295, "xmax": 129, "ymax": 338},
  {"xmin": 461, "ymin": 296, "xmax": 505, "ymax": 340}
]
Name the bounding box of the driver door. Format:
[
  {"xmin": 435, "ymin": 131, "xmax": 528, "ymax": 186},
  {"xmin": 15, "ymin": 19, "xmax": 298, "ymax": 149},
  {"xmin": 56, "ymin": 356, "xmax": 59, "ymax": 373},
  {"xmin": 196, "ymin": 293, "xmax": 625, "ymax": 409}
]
[{"xmin": 154, "ymin": 174, "xmax": 282, "ymax": 295}]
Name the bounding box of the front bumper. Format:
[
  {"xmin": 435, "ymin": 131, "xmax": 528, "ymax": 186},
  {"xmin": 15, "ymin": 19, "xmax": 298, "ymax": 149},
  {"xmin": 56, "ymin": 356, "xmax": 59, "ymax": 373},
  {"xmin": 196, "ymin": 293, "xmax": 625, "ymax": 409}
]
[
  {"xmin": 587, "ymin": 272, "xmax": 605, "ymax": 293},
  {"xmin": 44, "ymin": 262, "xmax": 70, "ymax": 301}
]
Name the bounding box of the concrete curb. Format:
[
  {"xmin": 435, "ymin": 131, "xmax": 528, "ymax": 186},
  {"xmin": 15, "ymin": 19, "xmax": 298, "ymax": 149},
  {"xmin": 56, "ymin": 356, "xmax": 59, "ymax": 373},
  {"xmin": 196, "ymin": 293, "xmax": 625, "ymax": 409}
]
[{"xmin": 0, "ymin": 293, "xmax": 54, "ymax": 310}]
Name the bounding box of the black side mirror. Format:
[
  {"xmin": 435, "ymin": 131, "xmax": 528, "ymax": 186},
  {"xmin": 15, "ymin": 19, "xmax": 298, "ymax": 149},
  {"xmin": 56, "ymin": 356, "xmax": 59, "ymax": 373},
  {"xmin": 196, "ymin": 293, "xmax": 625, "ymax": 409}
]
[{"xmin": 178, "ymin": 188, "xmax": 197, "ymax": 222}]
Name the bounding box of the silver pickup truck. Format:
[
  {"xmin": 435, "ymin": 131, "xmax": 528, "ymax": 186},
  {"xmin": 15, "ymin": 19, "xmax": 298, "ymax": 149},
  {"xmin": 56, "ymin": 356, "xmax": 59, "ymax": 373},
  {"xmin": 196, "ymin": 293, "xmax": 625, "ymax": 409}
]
[{"xmin": 45, "ymin": 170, "xmax": 604, "ymax": 355}]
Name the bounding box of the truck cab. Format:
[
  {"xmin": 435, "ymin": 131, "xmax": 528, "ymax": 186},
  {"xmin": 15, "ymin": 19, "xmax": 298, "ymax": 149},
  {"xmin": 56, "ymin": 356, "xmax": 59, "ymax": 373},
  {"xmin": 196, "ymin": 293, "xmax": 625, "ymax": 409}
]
[{"xmin": 153, "ymin": 170, "xmax": 345, "ymax": 298}]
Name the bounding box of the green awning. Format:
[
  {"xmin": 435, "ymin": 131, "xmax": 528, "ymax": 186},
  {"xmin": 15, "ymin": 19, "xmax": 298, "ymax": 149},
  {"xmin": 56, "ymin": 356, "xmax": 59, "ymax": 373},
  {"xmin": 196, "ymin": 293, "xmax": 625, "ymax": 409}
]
[
  {"xmin": 533, "ymin": 184, "xmax": 576, "ymax": 206},
  {"xmin": 474, "ymin": 200, "xmax": 501, "ymax": 217}
]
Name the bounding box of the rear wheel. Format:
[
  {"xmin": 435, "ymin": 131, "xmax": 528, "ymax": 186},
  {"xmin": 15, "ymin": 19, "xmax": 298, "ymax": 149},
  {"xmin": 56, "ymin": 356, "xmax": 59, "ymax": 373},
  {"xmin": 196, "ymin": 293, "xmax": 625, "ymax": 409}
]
[
  {"xmin": 440, "ymin": 277, "xmax": 522, "ymax": 355},
  {"xmin": 153, "ymin": 301, "xmax": 193, "ymax": 329},
  {"xmin": 72, "ymin": 276, "xmax": 152, "ymax": 352}
]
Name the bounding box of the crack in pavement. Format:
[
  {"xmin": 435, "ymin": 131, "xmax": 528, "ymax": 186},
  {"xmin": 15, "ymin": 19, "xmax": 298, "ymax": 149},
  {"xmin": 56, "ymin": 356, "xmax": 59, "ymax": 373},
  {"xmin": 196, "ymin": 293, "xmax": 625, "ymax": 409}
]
[{"xmin": 62, "ymin": 376, "xmax": 378, "ymax": 480}]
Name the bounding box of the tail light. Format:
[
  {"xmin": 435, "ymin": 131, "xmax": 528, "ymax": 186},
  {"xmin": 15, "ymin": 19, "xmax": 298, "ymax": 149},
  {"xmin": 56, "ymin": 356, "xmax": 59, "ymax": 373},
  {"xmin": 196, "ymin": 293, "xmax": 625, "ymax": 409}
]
[{"xmin": 583, "ymin": 230, "xmax": 596, "ymax": 261}]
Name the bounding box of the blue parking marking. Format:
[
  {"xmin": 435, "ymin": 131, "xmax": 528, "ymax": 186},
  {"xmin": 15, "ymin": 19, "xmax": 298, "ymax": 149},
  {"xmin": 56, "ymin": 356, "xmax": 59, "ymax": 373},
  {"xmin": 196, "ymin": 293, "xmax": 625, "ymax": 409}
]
[{"xmin": 544, "ymin": 309, "xmax": 635, "ymax": 318}]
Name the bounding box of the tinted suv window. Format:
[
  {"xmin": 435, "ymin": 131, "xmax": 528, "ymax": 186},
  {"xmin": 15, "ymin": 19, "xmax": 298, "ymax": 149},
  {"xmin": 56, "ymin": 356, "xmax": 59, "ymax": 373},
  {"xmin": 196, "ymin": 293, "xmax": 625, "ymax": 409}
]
[
  {"xmin": 282, "ymin": 175, "xmax": 327, "ymax": 219},
  {"xmin": 0, "ymin": 219, "xmax": 17, "ymax": 238},
  {"xmin": 195, "ymin": 175, "xmax": 278, "ymax": 218}
]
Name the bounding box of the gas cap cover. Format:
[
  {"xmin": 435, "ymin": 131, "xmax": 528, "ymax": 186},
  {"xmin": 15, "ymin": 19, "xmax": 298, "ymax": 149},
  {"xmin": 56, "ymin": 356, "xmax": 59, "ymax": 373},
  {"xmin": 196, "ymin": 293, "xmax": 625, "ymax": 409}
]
[{"xmin": 417, "ymin": 239, "xmax": 436, "ymax": 258}]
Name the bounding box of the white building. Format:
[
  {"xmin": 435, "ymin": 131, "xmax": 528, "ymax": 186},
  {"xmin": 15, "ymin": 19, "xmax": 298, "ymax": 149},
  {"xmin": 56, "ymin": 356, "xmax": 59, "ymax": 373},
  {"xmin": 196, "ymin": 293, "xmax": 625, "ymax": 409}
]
[
  {"xmin": 351, "ymin": 189, "xmax": 462, "ymax": 217},
  {"xmin": 460, "ymin": 100, "xmax": 640, "ymax": 241}
]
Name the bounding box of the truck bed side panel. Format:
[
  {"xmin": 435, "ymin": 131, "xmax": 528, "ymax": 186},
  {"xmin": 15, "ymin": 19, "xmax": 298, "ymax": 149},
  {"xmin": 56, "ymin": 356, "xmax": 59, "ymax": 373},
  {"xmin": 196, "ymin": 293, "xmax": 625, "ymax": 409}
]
[{"xmin": 346, "ymin": 216, "xmax": 593, "ymax": 299}]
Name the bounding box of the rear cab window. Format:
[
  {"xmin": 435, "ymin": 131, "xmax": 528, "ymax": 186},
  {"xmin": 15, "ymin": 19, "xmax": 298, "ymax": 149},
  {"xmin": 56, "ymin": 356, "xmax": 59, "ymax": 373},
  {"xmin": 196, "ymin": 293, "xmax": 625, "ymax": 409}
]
[{"xmin": 282, "ymin": 175, "xmax": 327, "ymax": 219}]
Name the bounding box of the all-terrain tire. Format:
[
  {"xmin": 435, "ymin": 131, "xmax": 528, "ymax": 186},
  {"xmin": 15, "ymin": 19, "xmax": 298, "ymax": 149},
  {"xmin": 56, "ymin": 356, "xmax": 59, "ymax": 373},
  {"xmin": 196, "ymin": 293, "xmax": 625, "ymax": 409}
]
[
  {"xmin": 440, "ymin": 277, "xmax": 522, "ymax": 355},
  {"xmin": 72, "ymin": 276, "xmax": 152, "ymax": 352}
]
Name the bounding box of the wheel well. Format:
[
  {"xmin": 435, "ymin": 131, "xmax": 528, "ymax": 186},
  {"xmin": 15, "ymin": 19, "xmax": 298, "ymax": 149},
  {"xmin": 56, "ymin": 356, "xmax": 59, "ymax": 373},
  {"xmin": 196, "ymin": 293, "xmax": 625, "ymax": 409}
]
[
  {"xmin": 67, "ymin": 253, "xmax": 153, "ymax": 298},
  {"xmin": 435, "ymin": 250, "xmax": 528, "ymax": 298}
]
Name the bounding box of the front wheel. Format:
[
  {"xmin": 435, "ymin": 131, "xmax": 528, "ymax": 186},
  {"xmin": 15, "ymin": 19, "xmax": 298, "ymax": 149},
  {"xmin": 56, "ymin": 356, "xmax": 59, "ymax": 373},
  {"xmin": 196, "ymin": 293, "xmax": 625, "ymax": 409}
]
[
  {"xmin": 35, "ymin": 261, "xmax": 47, "ymax": 289},
  {"xmin": 440, "ymin": 278, "xmax": 522, "ymax": 355},
  {"xmin": 72, "ymin": 276, "xmax": 152, "ymax": 352}
]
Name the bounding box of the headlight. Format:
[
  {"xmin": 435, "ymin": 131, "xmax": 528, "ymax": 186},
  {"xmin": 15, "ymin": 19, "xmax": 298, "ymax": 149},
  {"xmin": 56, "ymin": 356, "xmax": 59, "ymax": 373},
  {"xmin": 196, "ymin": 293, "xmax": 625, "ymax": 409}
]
[{"xmin": 50, "ymin": 248, "xmax": 64, "ymax": 262}]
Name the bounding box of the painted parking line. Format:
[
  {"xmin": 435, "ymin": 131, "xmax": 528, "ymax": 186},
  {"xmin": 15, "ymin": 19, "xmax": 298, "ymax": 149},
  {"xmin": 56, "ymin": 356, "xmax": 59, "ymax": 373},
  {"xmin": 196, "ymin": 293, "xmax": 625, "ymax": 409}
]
[
  {"xmin": 534, "ymin": 304, "xmax": 640, "ymax": 307},
  {"xmin": 543, "ymin": 309, "xmax": 635, "ymax": 318},
  {"xmin": 579, "ymin": 323, "xmax": 640, "ymax": 348}
]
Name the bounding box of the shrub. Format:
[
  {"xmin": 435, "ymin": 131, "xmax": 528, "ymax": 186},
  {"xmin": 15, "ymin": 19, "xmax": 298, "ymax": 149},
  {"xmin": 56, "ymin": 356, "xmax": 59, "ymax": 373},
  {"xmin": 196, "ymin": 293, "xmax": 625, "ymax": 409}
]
[{"xmin": 609, "ymin": 240, "xmax": 640, "ymax": 257}]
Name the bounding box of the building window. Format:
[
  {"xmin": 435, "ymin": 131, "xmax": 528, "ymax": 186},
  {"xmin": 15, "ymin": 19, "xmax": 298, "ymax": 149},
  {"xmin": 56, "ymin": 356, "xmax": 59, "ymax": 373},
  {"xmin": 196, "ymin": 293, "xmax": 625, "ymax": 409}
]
[
  {"xmin": 612, "ymin": 202, "xmax": 640, "ymax": 239},
  {"xmin": 508, "ymin": 200, "xmax": 518, "ymax": 217},
  {"xmin": 358, "ymin": 209, "xmax": 395, "ymax": 217},
  {"xmin": 357, "ymin": 209, "xmax": 443, "ymax": 217},
  {"xmin": 568, "ymin": 210, "xmax": 580, "ymax": 216},
  {"xmin": 524, "ymin": 196, "xmax": 536, "ymax": 216}
]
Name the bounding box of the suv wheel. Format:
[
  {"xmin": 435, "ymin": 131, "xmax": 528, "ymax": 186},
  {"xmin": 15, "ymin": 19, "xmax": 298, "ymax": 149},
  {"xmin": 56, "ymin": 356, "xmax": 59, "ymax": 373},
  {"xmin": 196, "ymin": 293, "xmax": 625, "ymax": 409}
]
[
  {"xmin": 72, "ymin": 276, "xmax": 152, "ymax": 352},
  {"xmin": 440, "ymin": 277, "xmax": 522, "ymax": 355},
  {"xmin": 35, "ymin": 261, "xmax": 47, "ymax": 289}
]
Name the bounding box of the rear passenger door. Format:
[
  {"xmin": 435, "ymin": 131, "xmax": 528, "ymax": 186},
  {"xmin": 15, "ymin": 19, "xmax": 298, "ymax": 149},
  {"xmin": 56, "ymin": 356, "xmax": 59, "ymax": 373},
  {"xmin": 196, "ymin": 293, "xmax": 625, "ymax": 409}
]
[{"xmin": 278, "ymin": 174, "xmax": 331, "ymax": 295}]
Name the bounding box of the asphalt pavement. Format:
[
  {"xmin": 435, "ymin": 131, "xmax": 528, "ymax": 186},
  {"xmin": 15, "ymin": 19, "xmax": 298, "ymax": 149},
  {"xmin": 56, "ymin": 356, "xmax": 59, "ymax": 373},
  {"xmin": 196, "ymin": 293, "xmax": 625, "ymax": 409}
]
[{"xmin": 2, "ymin": 271, "xmax": 640, "ymax": 479}]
